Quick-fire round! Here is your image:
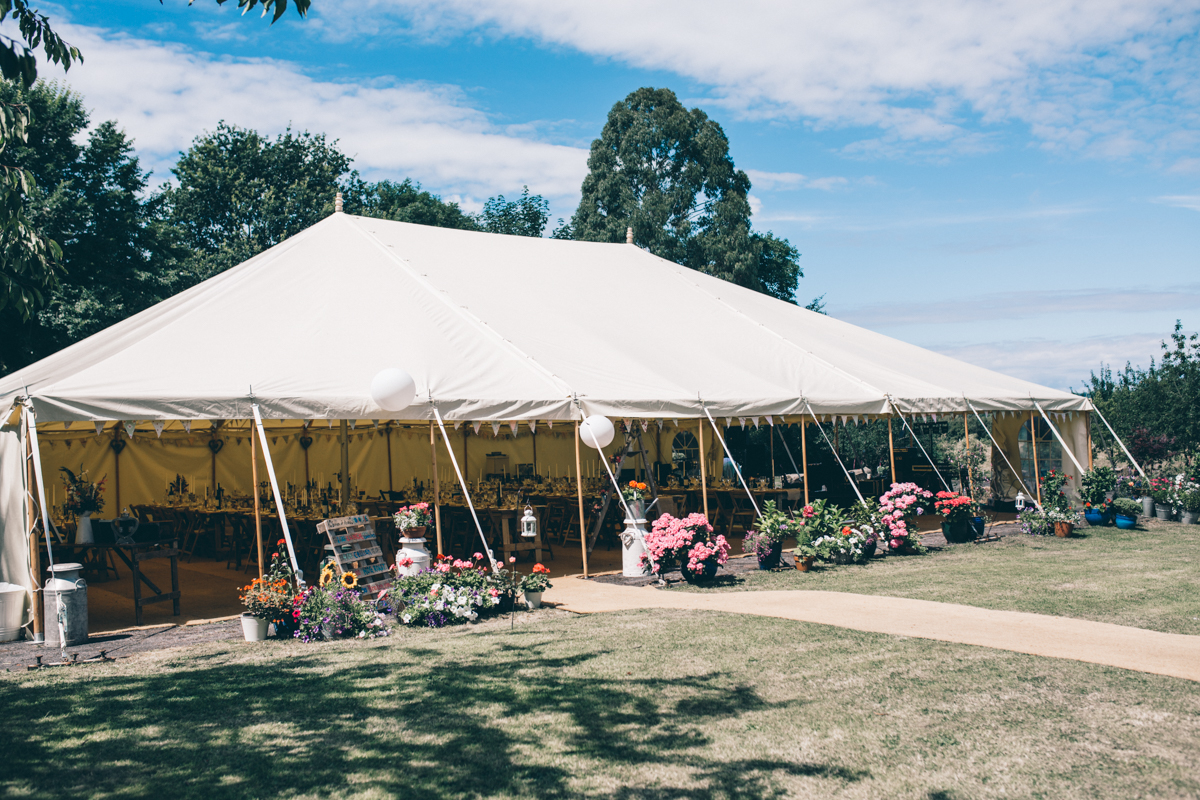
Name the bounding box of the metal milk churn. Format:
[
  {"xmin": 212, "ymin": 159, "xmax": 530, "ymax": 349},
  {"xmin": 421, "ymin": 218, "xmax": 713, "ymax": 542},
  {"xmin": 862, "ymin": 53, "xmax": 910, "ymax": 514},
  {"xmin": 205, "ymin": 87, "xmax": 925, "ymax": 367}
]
[
  {"xmin": 43, "ymin": 562, "xmax": 88, "ymax": 647},
  {"xmin": 621, "ymin": 499, "xmax": 650, "ymax": 577}
]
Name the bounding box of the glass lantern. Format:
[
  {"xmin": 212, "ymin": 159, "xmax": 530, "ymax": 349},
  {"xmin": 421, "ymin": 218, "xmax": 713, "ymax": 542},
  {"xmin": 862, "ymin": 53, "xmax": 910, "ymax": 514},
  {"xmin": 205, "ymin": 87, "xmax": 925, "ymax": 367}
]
[{"xmin": 520, "ymin": 505, "xmax": 537, "ymax": 539}]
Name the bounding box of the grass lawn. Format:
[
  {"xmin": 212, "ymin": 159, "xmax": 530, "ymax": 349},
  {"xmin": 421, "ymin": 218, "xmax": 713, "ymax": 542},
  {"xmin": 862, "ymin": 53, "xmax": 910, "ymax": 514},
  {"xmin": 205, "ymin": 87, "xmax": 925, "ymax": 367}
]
[
  {"xmin": 680, "ymin": 523, "xmax": 1200, "ymax": 635},
  {"xmin": 3, "ymin": 609, "xmax": 1200, "ymax": 799}
]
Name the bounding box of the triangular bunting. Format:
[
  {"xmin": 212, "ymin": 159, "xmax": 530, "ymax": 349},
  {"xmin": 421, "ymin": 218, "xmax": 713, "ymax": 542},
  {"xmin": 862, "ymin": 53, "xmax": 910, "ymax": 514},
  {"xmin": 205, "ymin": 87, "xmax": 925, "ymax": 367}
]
[
  {"xmin": 640, "ymin": 420, "xmax": 649, "ymax": 432},
  {"xmin": 183, "ymin": 421, "xmax": 192, "ymax": 433},
  {"xmin": 491, "ymin": 422, "xmax": 501, "ymax": 436},
  {"xmin": 766, "ymin": 416, "xmax": 774, "ymax": 427},
  {"xmin": 547, "ymin": 420, "xmax": 553, "ymax": 429},
  {"xmin": 529, "ymin": 420, "xmax": 537, "ymax": 433},
  {"xmin": 94, "ymin": 421, "xmax": 104, "ymax": 436},
  {"xmin": 124, "ymin": 422, "xmax": 136, "ymax": 439},
  {"xmin": 63, "ymin": 421, "xmax": 72, "ymax": 430},
  {"xmin": 153, "ymin": 421, "xmax": 165, "ymax": 438},
  {"xmin": 372, "ymin": 420, "xmax": 379, "ymax": 428},
  {"xmin": 473, "ymin": 422, "xmax": 481, "ymax": 435},
  {"xmin": 509, "ymin": 421, "xmax": 518, "ymax": 435},
  {"xmin": 349, "ymin": 420, "xmax": 356, "ymax": 429},
  {"xmin": 65, "ymin": 440, "xmax": 72, "ymax": 449},
  {"xmin": 739, "ymin": 417, "xmax": 746, "ymax": 429}
]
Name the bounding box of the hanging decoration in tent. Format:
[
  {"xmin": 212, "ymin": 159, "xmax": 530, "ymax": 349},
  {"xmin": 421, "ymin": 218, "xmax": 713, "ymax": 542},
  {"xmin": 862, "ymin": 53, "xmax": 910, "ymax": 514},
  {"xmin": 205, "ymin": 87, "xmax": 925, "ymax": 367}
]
[
  {"xmin": 453, "ymin": 421, "xmax": 462, "ymax": 430},
  {"xmin": 766, "ymin": 416, "xmax": 774, "ymax": 426},
  {"xmin": 372, "ymin": 420, "xmax": 379, "ymax": 428},
  {"xmin": 123, "ymin": 422, "xmax": 136, "ymax": 439},
  {"xmin": 547, "ymin": 420, "xmax": 553, "ymax": 429},
  {"xmin": 183, "ymin": 421, "xmax": 192, "ymax": 433},
  {"xmin": 509, "ymin": 421, "xmax": 518, "ymax": 435},
  {"xmin": 529, "ymin": 420, "xmax": 537, "ymax": 433},
  {"xmin": 579, "ymin": 415, "xmax": 615, "ymax": 449},
  {"xmin": 153, "ymin": 421, "xmax": 165, "ymax": 438},
  {"xmin": 94, "ymin": 421, "xmax": 104, "ymax": 436},
  {"xmin": 370, "ymin": 367, "xmax": 417, "ymax": 412},
  {"xmin": 472, "ymin": 422, "xmax": 481, "ymax": 435},
  {"xmin": 63, "ymin": 421, "xmax": 72, "ymax": 429},
  {"xmin": 491, "ymin": 422, "xmax": 501, "ymax": 437}
]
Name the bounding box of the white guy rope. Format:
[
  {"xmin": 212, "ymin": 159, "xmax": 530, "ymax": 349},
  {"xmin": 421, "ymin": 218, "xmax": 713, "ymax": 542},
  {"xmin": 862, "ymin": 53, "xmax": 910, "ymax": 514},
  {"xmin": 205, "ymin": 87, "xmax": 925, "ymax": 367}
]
[
  {"xmin": 1033, "ymin": 401, "xmax": 1086, "ymax": 476},
  {"xmin": 1092, "ymin": 406, "xmax": 1149, "ymax": 483},
  {"xmin": 887, "ymin": 398, "xmax": 952, "ymax": 492},
  {"xmin": 965, "ymin": 400, "xmax": 1041, "ymax": 510},
  {"xmin": 252, "ymin": 404, "xmax": 303, "ymax": 583},
  {"xmin": 432, "ymin": 406, "xmax": 496, "ymax": 570},
  {"xmin": 701, "ymin": 407, "xmax": 761, "ymax": 517},
  {"xmin": 803, "ymin": 402, "xmax": 866, "ymax": 505}
]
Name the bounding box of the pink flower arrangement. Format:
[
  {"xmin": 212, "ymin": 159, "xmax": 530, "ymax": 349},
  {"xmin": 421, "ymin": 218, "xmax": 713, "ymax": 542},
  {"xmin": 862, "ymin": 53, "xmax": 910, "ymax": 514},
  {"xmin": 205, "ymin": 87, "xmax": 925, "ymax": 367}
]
[
  {"xmin": 878, "ymin": 482, "xmax": 932, "ymax": 552},
  {"xmin": 394, "ymin": 502, "xmax": 433, "ymax": 531},
  {"xmin": 642, "ymin": 513, "xmax": 727, "ymax": 576}
]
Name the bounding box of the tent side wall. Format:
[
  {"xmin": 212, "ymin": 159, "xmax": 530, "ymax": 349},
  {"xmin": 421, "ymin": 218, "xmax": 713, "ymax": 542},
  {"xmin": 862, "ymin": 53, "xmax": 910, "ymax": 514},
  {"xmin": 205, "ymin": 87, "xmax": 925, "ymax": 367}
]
[{"xmin": 0, "ymin": 423, "xmax": 32, "ymax": 596}]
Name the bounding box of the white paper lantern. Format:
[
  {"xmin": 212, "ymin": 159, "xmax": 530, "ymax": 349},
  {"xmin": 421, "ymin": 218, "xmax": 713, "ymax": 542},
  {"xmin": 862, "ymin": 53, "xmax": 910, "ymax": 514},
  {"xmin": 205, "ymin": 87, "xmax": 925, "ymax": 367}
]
[
  {"xmin": 579, "ymin": 415, "xmax": 614, "ymax": 449},
  {"xmin": 370, "ymin": 368, "xmax": 416, "ymax": 412}
]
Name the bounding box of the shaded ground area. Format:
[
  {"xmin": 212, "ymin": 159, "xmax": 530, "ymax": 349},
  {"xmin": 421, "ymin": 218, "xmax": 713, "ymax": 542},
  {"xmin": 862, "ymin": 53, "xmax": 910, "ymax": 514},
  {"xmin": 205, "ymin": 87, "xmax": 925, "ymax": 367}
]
[
  {"xmin": 0, "ymin": 620, "xmax": 243, "ymax": 672},
  {"xmin": 2, "ymin": 609, "xmax": 1198, "ymax": 800}
]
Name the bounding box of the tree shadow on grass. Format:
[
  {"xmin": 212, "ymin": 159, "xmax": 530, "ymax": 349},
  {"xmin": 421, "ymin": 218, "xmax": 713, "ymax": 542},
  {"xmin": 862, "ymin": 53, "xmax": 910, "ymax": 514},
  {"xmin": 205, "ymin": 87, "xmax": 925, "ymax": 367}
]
[{"xmin": 0, "ymin": 635, "xmax": 866, "ymax": 800}]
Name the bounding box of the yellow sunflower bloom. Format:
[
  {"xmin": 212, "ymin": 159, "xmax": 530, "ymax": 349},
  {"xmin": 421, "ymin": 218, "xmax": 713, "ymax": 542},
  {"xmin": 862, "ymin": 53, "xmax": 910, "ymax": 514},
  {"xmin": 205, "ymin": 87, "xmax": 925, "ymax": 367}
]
[
  {"xmin": 319, "ymin": 568, "xmax": 335, "ymax": 588},
  {"xmin": 340, "ymin": 571, "xmax": 359, "ymax": 589}
]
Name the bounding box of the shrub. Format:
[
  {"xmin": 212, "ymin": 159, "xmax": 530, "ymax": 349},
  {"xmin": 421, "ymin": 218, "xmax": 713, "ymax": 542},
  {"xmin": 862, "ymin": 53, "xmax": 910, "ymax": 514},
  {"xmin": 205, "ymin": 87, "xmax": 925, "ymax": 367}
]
[
  {"xmin": 1080, "ymin": 466, "xmax": 1116, "ymax": 505},
  {"xmin": 1112, "ymin": 497, "xmax": 1142, "ymax": 518}
]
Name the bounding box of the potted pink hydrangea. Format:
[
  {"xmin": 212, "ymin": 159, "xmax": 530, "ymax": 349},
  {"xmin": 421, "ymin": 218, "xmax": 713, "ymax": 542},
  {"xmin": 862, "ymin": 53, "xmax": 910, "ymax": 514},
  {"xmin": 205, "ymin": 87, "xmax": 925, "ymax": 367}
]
[{"xmin": 878, "ymin": 483, "xmax": 932, "ymax": 554}]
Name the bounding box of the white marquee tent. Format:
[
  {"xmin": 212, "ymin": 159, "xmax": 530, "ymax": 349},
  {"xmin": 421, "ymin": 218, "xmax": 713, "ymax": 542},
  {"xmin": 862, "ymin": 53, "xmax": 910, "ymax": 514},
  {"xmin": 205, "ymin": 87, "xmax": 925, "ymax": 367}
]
[{"xmin": 1, "ymin": 211, "xmax": 1094, "ymax": 599}]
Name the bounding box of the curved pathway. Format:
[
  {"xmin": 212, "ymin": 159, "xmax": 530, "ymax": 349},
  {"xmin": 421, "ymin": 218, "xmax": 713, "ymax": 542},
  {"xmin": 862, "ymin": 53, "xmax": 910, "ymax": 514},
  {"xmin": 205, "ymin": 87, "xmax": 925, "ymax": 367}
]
[{"xmin": 545, "ymin": 578, "xmax": 1200, "ymax": 682}]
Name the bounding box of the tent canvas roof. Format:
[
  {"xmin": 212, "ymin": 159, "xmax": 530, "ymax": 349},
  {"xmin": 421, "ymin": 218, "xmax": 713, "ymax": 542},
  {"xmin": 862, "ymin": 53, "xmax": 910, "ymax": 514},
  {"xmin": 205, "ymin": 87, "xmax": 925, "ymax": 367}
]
[{"xmin": 0, "ymin": 212, "xmax": 1090, "ymax": 423}]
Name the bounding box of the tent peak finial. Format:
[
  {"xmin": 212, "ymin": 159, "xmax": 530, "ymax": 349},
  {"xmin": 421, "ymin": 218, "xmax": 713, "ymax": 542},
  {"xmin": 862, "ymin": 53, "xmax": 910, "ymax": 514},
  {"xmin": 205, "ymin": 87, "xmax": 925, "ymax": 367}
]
[
  {"xmin": 334, "ymin": 192, "xmax": 344, "ymax": 214},
  {"xmin": 625, "ymin": 226, "xmax": 633, "ymax": 244}
]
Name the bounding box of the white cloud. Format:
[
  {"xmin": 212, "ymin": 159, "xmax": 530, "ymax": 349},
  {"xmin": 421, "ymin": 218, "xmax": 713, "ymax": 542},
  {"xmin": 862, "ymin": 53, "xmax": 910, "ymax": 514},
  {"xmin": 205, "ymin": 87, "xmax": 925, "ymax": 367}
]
[
  {"xmin": 745, "ymin": 169, "xmax": 849, "ymax": 191},
  {"xmin": 35, "ymin": 21, "xmax": 589, "ymax": 201},
  {"xmin": 321, "ymin": 0, "xmax": 1200, "ymax": 159},
  {"xmin": 933, "ymin": 333, "xmax": 1175, "ymax": 390},
  {"xmin": 1156, "ymin": 195, "xmax": 1200, "ymax": 212},
  {"xmin": 840, "ymin": 284, "xmax": 1200, "ymax": 327}
]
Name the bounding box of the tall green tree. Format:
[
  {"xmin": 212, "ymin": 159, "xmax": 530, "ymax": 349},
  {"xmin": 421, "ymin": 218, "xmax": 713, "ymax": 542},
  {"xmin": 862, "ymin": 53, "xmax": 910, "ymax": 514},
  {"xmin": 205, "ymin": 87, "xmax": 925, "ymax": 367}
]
[
  {"xmin": 0, "ymin": 82, "xmax": 185, "ymax": 375},
  {"xmin": 478, "ymin": 186, "xmax": 549, "ymax": 237},
  {"xmin": 565, "ymin": 87, "xmax": 804, "ymax": 304},
  {"xmin": 163, "ymin": 123, "xmax": 356, "ymax": 278},
  {"xmin": 356, "ymin": 178, "xmax": 479, "ymax": 231}
]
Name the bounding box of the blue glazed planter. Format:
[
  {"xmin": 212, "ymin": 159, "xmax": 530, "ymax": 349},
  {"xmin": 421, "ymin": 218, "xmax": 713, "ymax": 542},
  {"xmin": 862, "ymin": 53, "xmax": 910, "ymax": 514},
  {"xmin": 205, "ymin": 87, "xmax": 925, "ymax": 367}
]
[
  {"xmin": 1083, "ymin": 510, "xmax": 1106, "ymax": 526},
  {"xmin": 1115, "ymin": 514, "xmax": 1138, "ymax": 530},
  {"xmin": 971, "ymin": 517, "xmax": 986, "ymax": 537}
]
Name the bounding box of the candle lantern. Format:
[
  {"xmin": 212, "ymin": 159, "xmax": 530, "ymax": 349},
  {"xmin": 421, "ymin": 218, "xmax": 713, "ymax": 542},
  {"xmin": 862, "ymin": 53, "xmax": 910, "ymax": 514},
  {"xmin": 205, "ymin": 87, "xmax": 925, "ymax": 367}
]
[
  {"xmin": 520, "ymin": 505, "xmax": 538, "ymax": 539},
  {"xmin": 1015, "ymin": 491, "xmax": 1027, "ymax": 511}
]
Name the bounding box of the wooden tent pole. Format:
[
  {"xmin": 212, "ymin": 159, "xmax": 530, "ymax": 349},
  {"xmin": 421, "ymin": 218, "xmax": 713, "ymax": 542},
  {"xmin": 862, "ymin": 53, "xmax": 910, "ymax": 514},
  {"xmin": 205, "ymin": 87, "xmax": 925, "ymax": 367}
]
[
  {"xmin": 112, "ymin": 430, "xmax": 122, "ymax": 512},
  {"xmin": 888, "ymin": 415, "xmax": 896, "ymax": 485},
  {"xmin": 698, "ymin": 418, "xmax": 709, "ymax": 519},
  {"xmin": 251, "ymin": 424, "xmax": 264, "ymax": 579},
  {"xmin": 1030, "ymin": 411, "xmax": 1042, "ymax": 506},
  {"xmin": 801, "ymin": 420, "xmax": 809, "ymax": 505},
  {"xmin": 770, "ymin": 423, "xmax": 775, "ymax": 484},
  {"xmin": 964, "ymin": 411, "xmax": 974, "ymax": 498},
  {"xmin": 532, "ymin": 424, "xmax": 538, "ymax": 477},
  {"xmin": 574, "ymin": 421, "xmax": 589, "ymax": 578},
  {"xmin": 25, "ymin": 422, "xmax": 43, "ymax": 639},
  {"xmin": 430, "ymin": 421, "xmax": 442, "ymax": 556},
  {"xmin": 385, "ymin": 423, "xmax": 393, "ymax": 492},
  {"xmin": 1086, "ymin": 411, "xmax": 1093, "ymax": 469},
  {"xmin": 339, "ymin": 420, "xmax": 351, "ymax": 508}
]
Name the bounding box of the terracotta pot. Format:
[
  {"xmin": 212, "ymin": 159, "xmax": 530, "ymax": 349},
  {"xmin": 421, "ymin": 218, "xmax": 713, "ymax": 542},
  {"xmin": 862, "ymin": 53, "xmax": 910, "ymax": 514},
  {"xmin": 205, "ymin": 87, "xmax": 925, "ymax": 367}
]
[
  {"xmin": 1054, "ymin": 521, "xmax": 1073, "ymax": 538},
  {"xmin": 795, "ymin": 554, "xmax": 814, "ymax": 572}
]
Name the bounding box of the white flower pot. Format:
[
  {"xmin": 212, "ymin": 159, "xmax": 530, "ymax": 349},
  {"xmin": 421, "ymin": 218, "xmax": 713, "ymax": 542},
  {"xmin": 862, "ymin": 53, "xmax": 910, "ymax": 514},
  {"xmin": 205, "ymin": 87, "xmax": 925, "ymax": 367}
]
[
  {"xmin": 241, "ymin": 613, "xmax": 269, "ymax": 642},
  {"xmin": 76, "ymin": 512, "xmax": 94, "ymax": 545},
  {"xmin": 524, "ymin": 591, "xmax": 543, "ymax": 610}
]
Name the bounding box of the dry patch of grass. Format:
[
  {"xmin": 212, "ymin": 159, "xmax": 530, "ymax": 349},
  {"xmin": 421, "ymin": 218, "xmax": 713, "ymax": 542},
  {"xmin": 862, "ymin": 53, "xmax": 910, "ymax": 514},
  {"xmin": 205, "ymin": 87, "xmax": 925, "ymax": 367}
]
[
  {"xmin": 3, "ymin": 609, "xmax": 1199, "ymax": 799},
  {"xmin": 677, "ymin": 523, "xmax": 1200, "ymax": 635}
]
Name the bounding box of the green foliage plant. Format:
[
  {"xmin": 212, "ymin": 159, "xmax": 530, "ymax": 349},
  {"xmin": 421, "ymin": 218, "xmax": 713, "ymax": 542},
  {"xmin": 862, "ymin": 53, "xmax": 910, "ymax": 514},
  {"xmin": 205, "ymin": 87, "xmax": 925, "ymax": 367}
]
[
  {"xmin": 742, "ymin": 500, "xmax": 792, "ymax": 555},
  {"xmin": 1081, "ymin": 466, "xmax": 1116, "ymax": 506},
  {"xmin": 1112, "ymin": 497, "xmax": 1142, "ymax": 519}
]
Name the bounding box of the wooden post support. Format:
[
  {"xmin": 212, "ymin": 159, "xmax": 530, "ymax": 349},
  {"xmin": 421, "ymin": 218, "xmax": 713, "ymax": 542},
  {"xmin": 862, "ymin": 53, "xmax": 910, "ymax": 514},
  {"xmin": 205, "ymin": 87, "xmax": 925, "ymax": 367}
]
[
  {"xmin": 251, "ymin": 425, "xmax": 264, "ymax": 579},
  {"xmin": 963, "ymin": 411, "xmax": 975, "ymax": 498},
  {"xmin": 698, "ymin": 418, "xmax": 709, "ymax": 519},
  {"xmin": 532, "ymin": 424, "xmax": 538, "ymax": 476},
  {"xmin": 801, "ymin": 420, "xmax": 810, "ymax": 505},
  {"xmin": 112, "ymin": 431, "xmax": 122, "ymax": 513},
  {"xmin": 888, "ymin": 415, "xmax": 896, "ymax": 485},
  {"xmin": 430, "ymin": 421, "xmax": 443, "ymax": 556},
  {"xmin": 1030, "ymin": 411, "xmax": 1042, "ymax": 506},
  {"xmin": 339, "ymin": 420, "xmax": 351, "ymax": 508},
  {"xmin": 385, "ymin": 423, "xmax": 393, "ymax": 492},
  {"xmin": 1086, "ymin": 411, "xmax": 1093, "ymax": 470},
  {"xmin": 770, "ymin": 423, "xmax": 775, "ymax": 483},
  {"xmin": 574, "ymin": 421, "xmax": 589, "ymax": 578},
  {"xmin": 25, "ymin": 423, "xmax": 43, "ymax": 639}
]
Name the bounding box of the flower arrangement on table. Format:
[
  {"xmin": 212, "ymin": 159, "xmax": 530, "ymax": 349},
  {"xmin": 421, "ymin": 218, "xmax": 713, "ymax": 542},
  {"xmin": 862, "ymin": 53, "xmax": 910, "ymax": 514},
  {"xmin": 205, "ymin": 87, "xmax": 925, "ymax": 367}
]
[
  {"xmin": 394, "ymin": 502, "xmax": 433, "ymax": 532},
  {"xmin": 641, "ymin": 513, "xmax": 728, "ymax": 578},
  {"xmin": 742, "ymin": 500, "xmax": 793, "ymax": 557},
  {"xmin": 59, "ymin": 466, "xmax": 105, "ymax": 515},
  {"xmin": 519, "ymin": 563, "xmax": 553, "ymax": 594},
  {"xmin": 877, "ymin": 483, "xmax": 932, "ymax": 553}
]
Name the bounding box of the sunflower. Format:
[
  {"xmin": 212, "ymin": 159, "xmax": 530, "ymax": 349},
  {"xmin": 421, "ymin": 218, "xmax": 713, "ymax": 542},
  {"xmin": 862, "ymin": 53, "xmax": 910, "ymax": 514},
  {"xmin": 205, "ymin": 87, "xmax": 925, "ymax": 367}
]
[
  {"xmin": 340, "ymin": 571, "xmax": 359, "ymax": 589},
  {"xmin": 319, "ymin": 567, "xmax": 335, "ymax": 588}
]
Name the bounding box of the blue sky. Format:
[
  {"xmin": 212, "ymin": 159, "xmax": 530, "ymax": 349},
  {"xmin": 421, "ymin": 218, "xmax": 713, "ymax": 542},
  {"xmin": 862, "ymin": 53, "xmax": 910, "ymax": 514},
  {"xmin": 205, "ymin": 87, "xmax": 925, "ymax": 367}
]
[{"xmin": 32, "ymin": 0, "xmax": 1200, "ymax": 389}]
